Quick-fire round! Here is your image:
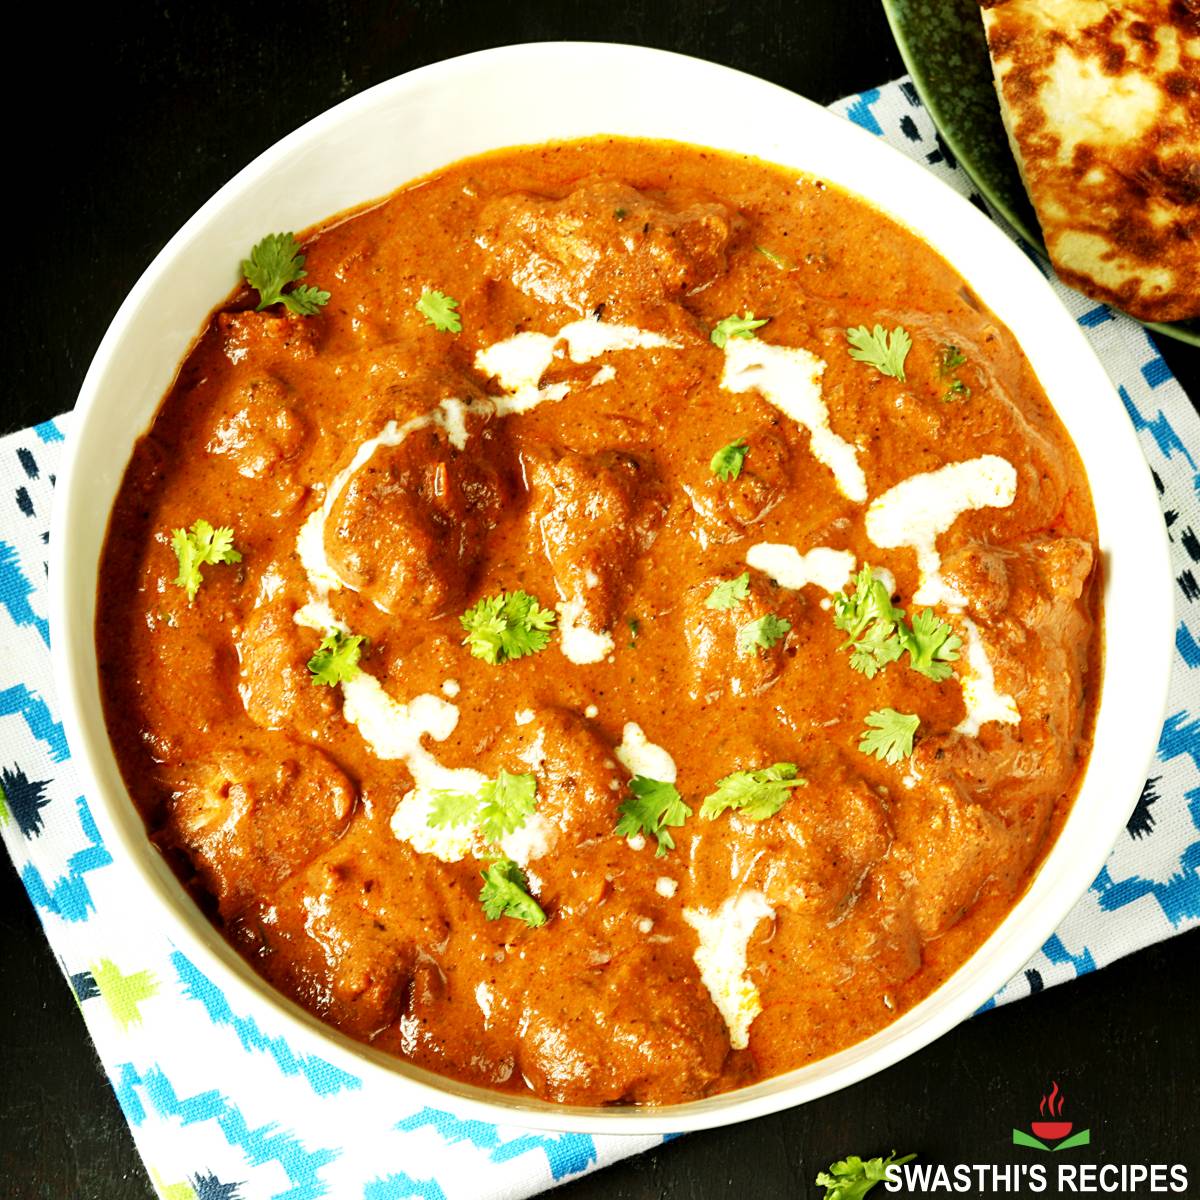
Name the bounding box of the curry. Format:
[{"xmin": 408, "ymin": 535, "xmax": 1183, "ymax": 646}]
[{"xmin": 96, "ymin": 138, "xmax": 1101, "ymax": 1105}]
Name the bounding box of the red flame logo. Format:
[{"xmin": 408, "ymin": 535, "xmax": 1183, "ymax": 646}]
[
  {"xmin": 1039, "ymin": 1081, "xmax": 1065, "ymax": 1118},
  {"xmin": 1031, "ymin": 1081, "xmax": 1072, "ymax": 1141}
]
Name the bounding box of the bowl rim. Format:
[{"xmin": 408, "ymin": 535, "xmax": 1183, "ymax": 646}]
[{"xmin": 48, "ymin": 40, "xmax": 1174, "ymax": 1135}]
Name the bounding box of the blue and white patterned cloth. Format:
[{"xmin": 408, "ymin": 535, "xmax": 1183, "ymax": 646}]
[{"xmin": 1, "ymin": 77, "xmax": 1197, "ymax": 1200}]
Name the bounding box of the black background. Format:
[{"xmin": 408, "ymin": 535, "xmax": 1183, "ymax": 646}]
[{"xmin": 2, "ymin": 3, "xmax": 1197, "ymax": 1198}]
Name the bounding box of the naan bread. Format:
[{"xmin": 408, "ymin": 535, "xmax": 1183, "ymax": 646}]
[{"xmin": 981, "ymin": 0, "xmax": 1200, "ymax": 322}]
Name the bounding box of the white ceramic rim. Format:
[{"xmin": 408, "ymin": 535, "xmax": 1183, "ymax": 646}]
[{"xmin": 49, "ymin": 42, "xmax": 1174, "ymax": 1134}]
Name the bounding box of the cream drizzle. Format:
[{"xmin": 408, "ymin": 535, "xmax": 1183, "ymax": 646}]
[
  {"xmin": 746, "ymin": 543, "xmax": 856, "ymax": 593},
  {"xmin": 474, "ymin": 318, "xmax": 679, "ymax": 414},
  {"xmin": 865, "ymin": 455, "xmax": 1018, "ymax": 608},
  {"xmin": 295, "ymin": 397, "xmax": 479, "ymax": 609},
  {"xmin": 720, "ymin": 338, "xmax": 866, "ymax": 502},
  {"xmin": 954, "ymin": 617, "xmax": 1020, "ymax": 737},
  {"xmin": 683, "ymin": 891, "xmax": 774, "ymax": 1050}
]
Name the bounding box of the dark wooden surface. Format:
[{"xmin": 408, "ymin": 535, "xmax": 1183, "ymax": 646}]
[{"xmin": 3, "ymin": 3, "xmax": 1197, "ymax": 1197}]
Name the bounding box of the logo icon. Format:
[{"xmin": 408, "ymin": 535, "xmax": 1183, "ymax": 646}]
[{"xmin": 1012, "ymin": 1081, "xmax": 1092, "ymax": 1151}]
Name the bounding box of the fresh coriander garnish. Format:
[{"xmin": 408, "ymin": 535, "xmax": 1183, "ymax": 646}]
[
  {"xmin": 754, "ymin": 244, "xmax": 791, "ymax": 270},
  {"xmin": 833, "ymin": 568, "xmax": 961, "ymax": 682},
  {"xmin": 710, "ymin": 438, "xmax": 750, "ymax": 481},
  {"xmin": 479, "ymin": 858, "xmax": 546, "ymax": 926},
  {"xmin": 832, "ymin": 567, "xmax": 906, "ymax": 679},
  {"xmin": 308, "ymin": 629, "xmax": 365, "ymax": 686},
  {"xmin": 460, "ymin": 590, "xmax": 556, "ymax": 665},
  {"xmin": 939, "ymin": 344, "xmax": 967, "ymax": 375},
  {"xmin": 416, "ymin": 289, "xmax": 462, "ymax": 333},
  {"xmin": 736, "ymin": 613, "xmax": 791, "ymax": 656},
  {"xmin": 627, "ymin": 616, "xmax": 640, "ymax": 648},
  {"xmin": 614, "ymin": 206, "xmax": 628, "ymax": 221},
  {"xmin": 430, "ymin": 769, "xmax": 538, "ymax": 843},
  {"xmin": 899, "ymin": 609, "xmax": 961, "ymax": 682},
  {"xmin": 816, "ymin": 1151, "xmax": 916, "ymax": 1200},
  {"xmin": 846, "ymin": 324, "xmax": 912, "ymax": 381},
  {"xmin": 859, "ymin": 709, "xmax": 920, "ymax": 765},
  {"xmin": 710, "ymin": 312, "xmax": 769, "ymax": 349},
  {"xmin": 241, "ymin": 233, "xmax": 330, "ymax": 316},
  {"xmin": 426, "ymin": 788, "xmax": 479, "ymax": 829},
  {"xmin": 938, "ymin": 344, "xmax": 970, "ymax": 401},
  {"xmin": 615, "ymin": 776, "xmax": 692, "ymax": 857},
  {"xmin": 170, "ymin": 520, "xmax": 242, "ymax": 604},
  {"xmin": 699, "ymin": 763, "xmax": 806, "ymax": 822},
  {"xmin": 705, "ymin": 573, "xmax": 751, "ymax": 610}
]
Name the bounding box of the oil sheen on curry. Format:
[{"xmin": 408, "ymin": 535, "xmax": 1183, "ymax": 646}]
[{"xmin": 97, "ymin": 138, "xmax": 1101, "ymax": 1106}]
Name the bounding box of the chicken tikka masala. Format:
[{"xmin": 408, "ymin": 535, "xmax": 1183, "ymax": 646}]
[{"xmin": 97, "ymin": 138, "xmax": 1101, "ymax": 1105}]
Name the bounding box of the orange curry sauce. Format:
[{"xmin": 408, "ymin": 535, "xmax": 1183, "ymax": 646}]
[{"xmin": 97, "ymin": 138, "xmax": 1100, "ymax": 1105}]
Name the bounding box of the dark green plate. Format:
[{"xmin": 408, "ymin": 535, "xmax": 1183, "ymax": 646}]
[{"xmin": 881, "ymin": 0, "xmax": 1200, "ymax": 347}]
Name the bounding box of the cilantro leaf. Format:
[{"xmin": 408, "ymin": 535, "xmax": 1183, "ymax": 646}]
[
  {"xmin": 170, "ymin": 519, "xmax": 242, "ymax": 603},
  {"xmin": 846, "ymin": 324, "xmax": 912, "ymax": 381},
  {"xmin": 429, "ymin": 769, "xmax": 537, "ymax": 843},
  {"xmin": 699, "ymin": 763, "xmax": 807, "ymax": 822},
  {"xmin": 832, "ymin": 567, "xmax": 906, "ymax": 678},
  {"xmin": 833, "ymin": 567, "xmax": 905, "ymax": 643},
  {"xmin": 615, "ymin": 776, "xmax": 692, "ymax": 857},
  {"xmin": 847, "ymin": 625, "xmax": 906, "ymax": 680},
  {"xmin": 280, "ymin": 284, "xmax": 330, "ymax": 317},
  {"xmin": 428, "ymin": 788, "xmax": 481, "ymax": 828},
  {"xmin": 816, "ymin": 1151, "xmax": 916, "ymax": 1200},
  {"xmin": 479, "ymin": 858, "xmax": 546, "ymax": 926},
  {"xmin": 736, "ymin": 613, "xmax": 791, "ymax": 657},
  {"xmin": 242, "ymin": 233, "xmax": 330, "ymax": 316},
  {"xmin": 711, "ymin": 438, "xmax": 750, "ymax": 482},
  {"xmin": 711, "ymin": 312, "xmax": 769, "ymax": 349},
  {"xmin": 460, "ymin": 591, "xmax": 556, "ymax": 665},
  {"xmin": 859, "ymin": 709, "xmax": 920, "ymax": 766},
  {"xmin": 417, "ymin": 289, "xmax": 462, "ymax": 333},
  {"xmin": 705, "ymin": 573, "xmax": 751, "ymax": 610},
  {"xmin": 307, "ymin": 629, "xmax": 365, "ymax": 686},
  {"xmin": 899, "ymin": 609, "xmax": 961, "ymax": 682},
  {"xmin": 942, "ymin": 378, "xmax": 971, "ymax": 402},
  {"xmin": 939, "ymin": 344, "xmax": 967, "ymax": 375},
  {"xmin": 477, "ymin": 769, "xmax": 538, "ymax": 842},
  {"xmin": 833, "ymin": 569, "xmax": 960, "ymax": 683}
]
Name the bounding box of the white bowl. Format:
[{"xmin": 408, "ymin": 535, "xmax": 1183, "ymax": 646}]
[{"xmin": 50, "ymin": 42, "xmax": 1173, "ymax": 1134}]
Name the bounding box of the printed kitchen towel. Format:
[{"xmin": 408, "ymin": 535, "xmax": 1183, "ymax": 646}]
[{"xmin": 1, "ymin": 76, "xmax": 1198, "ymax": 1200}]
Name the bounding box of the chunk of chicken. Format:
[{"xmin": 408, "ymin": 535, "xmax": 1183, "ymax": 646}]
[
  {"xmin": 525, "ymin": 445, "xmax": 666, "ymax": 640},
  {"xmin": 206, "ymin": 377, "xmax": 308, "ymax": 480},
  {"xmin": 162, "ymin": 742, "xmax": 355, "ymax": 920},
  {"xmin": 689, "ymin": 747, "xmax": 894, "ymax": 914},
  {"xmin": 216, "ymin": 308, "xmax": 319, "ymax": 364},
  {"xmin": 682, "ymin": 425, "xmax": 791, "ymax": 546},
  {"xmin": 235, "ymin": 601, "xmax": 340, "ymax": 741},
  {"xmin": 939, "ymin": 541, "xmax": 1013, "ymax": 623},
  {"xmin": 325, "ymin": 421, "xmax": 512, "ymax": 617},
  {"xmin": 489, "ymin": 707, "xmax": 622, "ymax": 850},
  {"xmin": 236, "ymin": 831, "xmax": 449, "ymax": 1039},
  {"xmin": 513, "ymin": 923, "xmax": 728, "ymax": 1104},
  {"xmin": 478, "ymin": 179, "xmax": 737, "ymax": 322},
  {"xmin": 680, "ymin": 572, "xmax": 800, "ymax": 702},
  {"xmin": 890, "ymin": 777, "xmax": 1019, "ymax": 938},
  {"xmin": 917, "ymin": 535, "xmax": 1096, "ymax": 804}
]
